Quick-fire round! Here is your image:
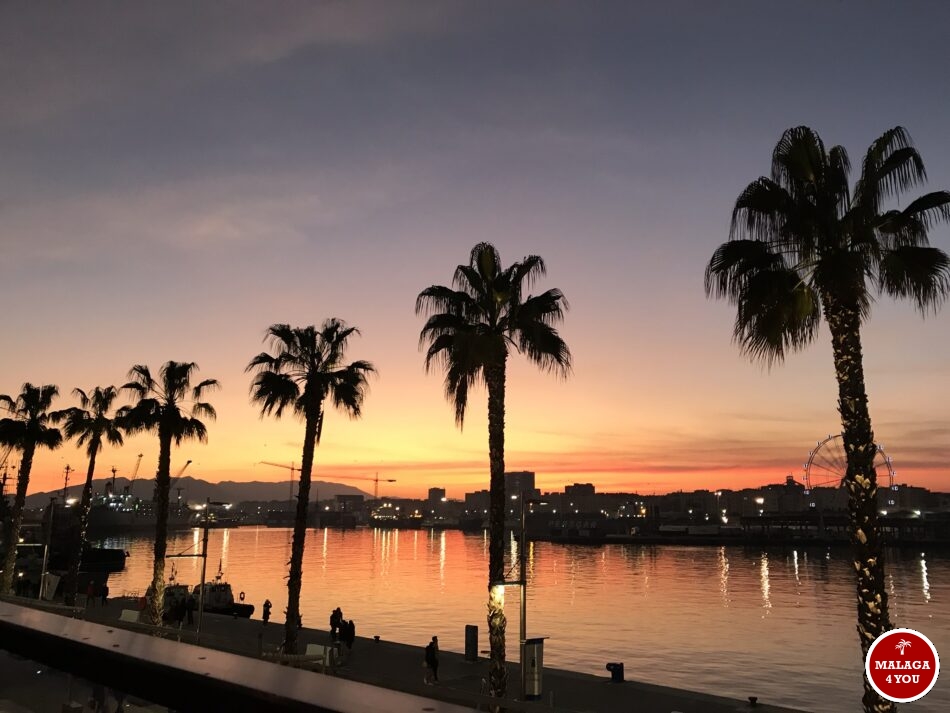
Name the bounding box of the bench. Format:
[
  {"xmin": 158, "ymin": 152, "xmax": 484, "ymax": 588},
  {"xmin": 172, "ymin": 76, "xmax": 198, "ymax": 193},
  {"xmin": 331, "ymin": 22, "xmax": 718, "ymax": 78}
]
[{"xmin": 305, "ymin": 643, "xmax": 340, "ymax": 672}]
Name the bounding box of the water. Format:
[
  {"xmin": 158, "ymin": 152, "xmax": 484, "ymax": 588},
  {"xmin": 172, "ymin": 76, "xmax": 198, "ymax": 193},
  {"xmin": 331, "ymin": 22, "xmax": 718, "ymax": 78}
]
[{"xmin": 101, "ymin": 528, "xmax": 949, "ymax": 712}]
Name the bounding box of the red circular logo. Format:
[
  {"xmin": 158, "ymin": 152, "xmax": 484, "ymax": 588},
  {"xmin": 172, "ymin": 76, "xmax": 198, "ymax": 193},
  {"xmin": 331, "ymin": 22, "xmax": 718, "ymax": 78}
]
[{"xmin": 866, "ymin": 628, "xmax": 940, "ymax": 703}]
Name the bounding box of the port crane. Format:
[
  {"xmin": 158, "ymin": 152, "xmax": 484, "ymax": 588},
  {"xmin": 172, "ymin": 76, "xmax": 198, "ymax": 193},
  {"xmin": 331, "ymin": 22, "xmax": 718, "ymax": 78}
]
[
  {"xmin": 127, "ymin": 453, "xmax": 144, "ymax": 495},
  {"xmin": 259, "ymin": 461, "xmax": 395, "ymax": 500}
]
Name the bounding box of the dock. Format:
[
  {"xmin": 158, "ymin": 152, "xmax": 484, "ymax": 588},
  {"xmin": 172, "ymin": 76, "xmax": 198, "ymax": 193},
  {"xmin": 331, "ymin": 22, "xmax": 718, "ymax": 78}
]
[{"xmin": 2, "ymin": 595, "xmax": 808, "ymax": 713}]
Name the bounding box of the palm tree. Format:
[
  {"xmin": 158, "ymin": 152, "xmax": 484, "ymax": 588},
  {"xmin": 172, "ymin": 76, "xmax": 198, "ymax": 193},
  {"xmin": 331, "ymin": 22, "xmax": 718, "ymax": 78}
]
[
  {"xmin": 0, "ymin": 384, "xmax": 63, "ymax": 594},
  {"xmin": 51, "ymin": 386, "xmax": 125, "ymax": 604},
  {"xmin": 121, "ymin": 362, "xmax": 218, "ymax": 626},
  {"xmin": 416, "ymin": 243, "xmax": 572, "ymax": 697},
  {"xmin": 246, "ymin": 320, "xmax": 375, "ymax": 655},
  {"xmin": 705, "ymin": 126, "xmax": 950, "ymax": 713}
]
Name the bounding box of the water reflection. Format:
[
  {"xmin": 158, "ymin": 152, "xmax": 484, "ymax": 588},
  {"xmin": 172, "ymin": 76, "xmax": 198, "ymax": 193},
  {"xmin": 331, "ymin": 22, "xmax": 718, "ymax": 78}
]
[
  {"xmin": 759, "ymin": 552, "xmax": 772, "ymax": 612},
  {"xmin": 921, "ymin": 555, "xmax": 931, "ymax": 603},
  {"xmin": 718, "ymin": 546, "xmax": 730, "ymax": 606},
  {"xmin": 439, "ymin": 530, "xmax": 446, "ymax": 585}
]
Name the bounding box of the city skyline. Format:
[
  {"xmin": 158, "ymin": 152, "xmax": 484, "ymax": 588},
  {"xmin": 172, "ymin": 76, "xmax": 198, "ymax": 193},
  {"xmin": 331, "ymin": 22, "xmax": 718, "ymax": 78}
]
[{"xmin": 2, "ymin": 2, "xmax": 949, "ymax": 499}]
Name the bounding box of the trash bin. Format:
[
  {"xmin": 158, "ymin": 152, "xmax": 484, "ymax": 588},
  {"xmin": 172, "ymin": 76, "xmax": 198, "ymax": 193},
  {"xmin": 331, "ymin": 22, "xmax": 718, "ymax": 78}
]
[
  {"xmin": 606, "ymin": 662, "xmax": 624, "ymax": 683},
  {"xmin": 524, "ymin": 637, "xmax": 545, "ymax": 700},
  {"xmin": 465, "ymin": 624, "xmax": 478, "ymax": 661}
]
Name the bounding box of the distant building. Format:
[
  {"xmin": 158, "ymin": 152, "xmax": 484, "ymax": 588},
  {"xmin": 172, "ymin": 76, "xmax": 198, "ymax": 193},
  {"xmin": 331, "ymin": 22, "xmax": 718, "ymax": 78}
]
[
  {"xmin": 505, "ymin": 471, "xmax": 537, "ymax": 499},
  {"xmin": 465, "ymin": 489, "xmax": 490, "ymax": 513},
  {"xmin": 565, "ymin": 483, "xmax": 595, "ymax": 496},
  {"xmin": 428, "ymin": 487, "xmax": 446, "ymax": 504},
  {"xmin": 335, "ymin": 494, "xmax": 364, "ymax": 512}
]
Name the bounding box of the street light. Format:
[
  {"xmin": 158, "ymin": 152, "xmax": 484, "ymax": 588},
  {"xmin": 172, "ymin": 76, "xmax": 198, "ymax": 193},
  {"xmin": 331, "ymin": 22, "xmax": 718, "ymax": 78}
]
[
  {"xmin": 39, "ymin": 496, "xmax": 57, "ymax": 600},
  {"xmin": 513, "ymin": 494, "xmax": 546, "ymax": 700}
]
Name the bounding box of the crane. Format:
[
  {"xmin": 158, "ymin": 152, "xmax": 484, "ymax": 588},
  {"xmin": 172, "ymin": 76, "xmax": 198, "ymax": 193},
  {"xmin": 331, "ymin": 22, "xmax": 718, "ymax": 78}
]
[
  {"xmin": 260, "ymin": 461, "xmax": 298, "ymax": 508},
  {"xmin": 127, "ymin": 453, "xmax": 143, "ymax": 495},
  {"xmin": 338, "ymin": 472, "xmax": 396, "ymax": 500},
  {"xmin": 259, "ymin": 462, "xmax": 395, "ymax": 500}
]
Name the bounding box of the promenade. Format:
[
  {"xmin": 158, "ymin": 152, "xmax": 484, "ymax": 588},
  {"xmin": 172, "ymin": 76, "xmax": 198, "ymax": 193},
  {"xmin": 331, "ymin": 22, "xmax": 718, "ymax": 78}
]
[{"xmin": 53, "ymin": 595, "xmax": 808, "ymax": 713}]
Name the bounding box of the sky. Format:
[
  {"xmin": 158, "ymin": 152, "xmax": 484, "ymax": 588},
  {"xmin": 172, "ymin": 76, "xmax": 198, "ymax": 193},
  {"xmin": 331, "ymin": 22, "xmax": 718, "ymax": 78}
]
[{"xmin": 2, "ymin": 1, "xmax": 949, "ymax": 500}]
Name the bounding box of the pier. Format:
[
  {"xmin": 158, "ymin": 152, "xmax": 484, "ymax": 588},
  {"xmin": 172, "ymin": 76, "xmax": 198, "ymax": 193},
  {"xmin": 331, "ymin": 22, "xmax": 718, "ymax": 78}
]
[{"xmin": 1, "ymin": 597, "xmax": 807, "ymax": 713}]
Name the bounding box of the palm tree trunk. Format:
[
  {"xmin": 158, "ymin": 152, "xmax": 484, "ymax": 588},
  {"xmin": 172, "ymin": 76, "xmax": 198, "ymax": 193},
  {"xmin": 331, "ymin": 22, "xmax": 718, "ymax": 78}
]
[
  {"xmin": 824, "ymin": 296, "xmax": 895, "ymax": 713},
  {"xmin": 485, "ymin": 359, "xmax": 508, "ymax": 698},
  {"xmin": 146, "ymin": 428, "xmax": 172, "ymax": 627},
  {"xmin": 66, "ymin": 442, "xmax": 99, "ymax": 605},
  {"xmin": 0, "ymin": 442, "xmax": 36, "ymax": 594},
  {"xmin": 284, "ymin": 408, "xmax": 319, "ymax": 655}
]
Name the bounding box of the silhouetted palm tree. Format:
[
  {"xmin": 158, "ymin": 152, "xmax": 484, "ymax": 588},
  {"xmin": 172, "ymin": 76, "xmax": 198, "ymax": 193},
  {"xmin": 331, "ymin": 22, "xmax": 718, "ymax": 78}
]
[
  {"xmin": 51, "ymin": 386, "xmax": 125, "ymax": 604},
  {"xmin": 122, "ymin": 362, "xmax": 218, "ymax": 626},
  {"xmin": 246, "ymin": 320, "xmax": 375, "ymax": 654},
  {"xmin": 0, "ymin": 384, "xmax": 63, "ymax": 594},
  {"xmin": 416, "ymin": 243, "xmax": 572, "ymax": 697},
  {"xmin": 705, "ymin": 126, "xmax": 950, "ymax": 713}
]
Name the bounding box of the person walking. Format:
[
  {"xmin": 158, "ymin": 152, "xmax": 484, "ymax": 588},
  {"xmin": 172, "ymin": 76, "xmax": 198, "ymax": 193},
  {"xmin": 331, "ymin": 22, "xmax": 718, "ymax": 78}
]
[
  {"xmin": 262, "ymin": 599, "xmax": 272, "ymax": 626},
  {"xmin": 424, "ymin": 636, "xmax": 439, "ymax": 685}
]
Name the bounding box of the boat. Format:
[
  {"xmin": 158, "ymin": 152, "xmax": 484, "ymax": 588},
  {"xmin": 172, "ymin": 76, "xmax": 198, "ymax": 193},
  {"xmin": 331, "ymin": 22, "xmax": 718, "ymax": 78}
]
[{"xmin": 193, "ymin": 570, "xmax": 254, "ymax": 618}]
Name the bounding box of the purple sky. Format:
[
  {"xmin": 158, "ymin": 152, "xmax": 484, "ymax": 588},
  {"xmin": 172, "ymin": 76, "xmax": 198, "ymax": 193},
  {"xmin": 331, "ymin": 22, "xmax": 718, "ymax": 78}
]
[{"xmin": 2, "ymin": 1, "xmax": 949, "ymax": 498}]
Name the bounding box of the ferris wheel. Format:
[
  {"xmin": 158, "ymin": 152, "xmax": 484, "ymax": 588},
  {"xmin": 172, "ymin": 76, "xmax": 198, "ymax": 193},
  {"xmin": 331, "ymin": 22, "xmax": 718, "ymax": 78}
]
[{"xmin": 803, "ymin": 434, "xmax": 897, "ymax": 494}]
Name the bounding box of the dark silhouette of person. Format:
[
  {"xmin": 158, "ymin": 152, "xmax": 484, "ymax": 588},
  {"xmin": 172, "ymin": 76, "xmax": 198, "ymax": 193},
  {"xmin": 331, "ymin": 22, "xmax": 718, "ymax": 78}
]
[
  {"xmin": 342, "ymin": 619, "xmax": 355, "ymax": 650},
  {"xmin": 262, "ymin": 599, "xmax": 272, "ymax": 626},
  {"xmin": 174, "ymin": 597, "xmax": 187, "ymax": 627},
  {"xmin": 100, "ymin": 583, "xmax": 109, "ymax": 606},
  {"xmin": 329, "ymin": 607, "xmax": 343, "ymax": 640},
  {"xmin": 186, "ymin": 594, "xmax": 196, "ymax": 625},
  {"xmin": 424, "ymin": 636, "xmax": 439, "ymax": 684}
]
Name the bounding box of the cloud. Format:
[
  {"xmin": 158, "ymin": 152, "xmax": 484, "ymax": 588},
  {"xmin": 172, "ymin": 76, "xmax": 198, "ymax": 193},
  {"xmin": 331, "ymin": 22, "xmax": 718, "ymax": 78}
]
[{"xmin": 0, "ymin": 1, "xmax": 459, "ymax": 129}]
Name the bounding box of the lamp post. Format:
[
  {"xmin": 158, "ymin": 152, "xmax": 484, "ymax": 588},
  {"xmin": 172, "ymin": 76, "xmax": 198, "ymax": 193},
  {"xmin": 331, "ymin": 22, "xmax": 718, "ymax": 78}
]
[
  {"xmin": 518, "ymin": 494, "xmax": 546, "ymax": 700},
  {"xmin": 39, "ymin": 496, "xmax": 57, "ymax": 600}
]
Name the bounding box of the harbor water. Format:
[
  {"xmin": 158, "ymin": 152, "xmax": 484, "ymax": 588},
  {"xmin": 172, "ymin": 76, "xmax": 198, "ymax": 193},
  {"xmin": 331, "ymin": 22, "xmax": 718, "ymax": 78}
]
[{"xmin": 101, "ymin": 527, "xmax": 949, "ymax": 712}]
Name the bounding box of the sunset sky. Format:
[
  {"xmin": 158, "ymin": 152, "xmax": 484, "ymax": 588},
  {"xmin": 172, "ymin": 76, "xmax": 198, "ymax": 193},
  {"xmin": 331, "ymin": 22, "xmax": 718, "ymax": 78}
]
[{"xmin": 2, "ymin": 1, "xmax": 949, "ymax": 500}]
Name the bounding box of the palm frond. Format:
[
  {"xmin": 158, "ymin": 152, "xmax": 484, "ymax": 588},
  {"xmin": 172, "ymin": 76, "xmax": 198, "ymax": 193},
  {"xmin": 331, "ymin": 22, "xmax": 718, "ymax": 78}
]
[
  {"xmin": 734, "ymin": 268, "xmax": 821, "ymax": 366},
  {"xmin": 879, "ymin": 245, "xmax": 950, "ymax": 313}
]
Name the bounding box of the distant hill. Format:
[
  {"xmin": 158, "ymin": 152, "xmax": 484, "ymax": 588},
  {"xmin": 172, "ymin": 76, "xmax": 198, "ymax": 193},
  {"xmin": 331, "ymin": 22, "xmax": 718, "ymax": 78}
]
[{"xmin": 24, "ymin": 475, "xmax": 370, "ymax": 508}]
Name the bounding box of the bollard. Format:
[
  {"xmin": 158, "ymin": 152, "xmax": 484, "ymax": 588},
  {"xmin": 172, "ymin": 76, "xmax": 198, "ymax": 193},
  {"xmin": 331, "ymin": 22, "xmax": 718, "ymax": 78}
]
[
  {"xmin": 464, "ymin": 624, "xmax": 478, "ymax": 661},
  {"xmin": 606, "ymin": 662, "xmax": 624, "ymax": 683}
]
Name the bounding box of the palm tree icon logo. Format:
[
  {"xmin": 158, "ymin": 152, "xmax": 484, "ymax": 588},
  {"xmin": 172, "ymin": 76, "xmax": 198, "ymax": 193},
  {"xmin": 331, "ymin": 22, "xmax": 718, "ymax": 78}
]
[{"xmin": 895, "ymin": 639, "xmax": 912, "ymax": 656}]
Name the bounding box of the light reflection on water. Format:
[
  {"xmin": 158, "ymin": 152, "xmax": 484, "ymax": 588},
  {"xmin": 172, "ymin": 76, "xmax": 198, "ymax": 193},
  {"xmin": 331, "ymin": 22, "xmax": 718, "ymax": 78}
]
[{"xmin": 101, "ymin": 528, "xmax": 950, "ymax": 713}]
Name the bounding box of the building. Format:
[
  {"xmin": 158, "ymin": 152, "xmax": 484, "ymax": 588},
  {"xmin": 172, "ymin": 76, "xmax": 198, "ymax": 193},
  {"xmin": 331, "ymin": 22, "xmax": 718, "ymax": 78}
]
[
  {"xmin": 427, "ymin": 487, "xmax": 446, "ymax": 504},
  {"xmin": 505, "ymin": 471, "xmax": 537, "ymax": 499}
]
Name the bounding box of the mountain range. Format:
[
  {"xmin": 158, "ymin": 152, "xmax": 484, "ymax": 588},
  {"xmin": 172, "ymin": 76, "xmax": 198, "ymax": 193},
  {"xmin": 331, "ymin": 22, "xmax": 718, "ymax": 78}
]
[{"xmin": 23, "ymin": 475, "xmax": 371, "ymax": 508}]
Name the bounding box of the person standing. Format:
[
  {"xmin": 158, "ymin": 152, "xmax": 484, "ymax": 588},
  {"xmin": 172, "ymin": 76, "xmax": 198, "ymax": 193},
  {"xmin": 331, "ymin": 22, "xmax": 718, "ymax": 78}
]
[
  {"xmin": 262, "ymin": 599, "xmax": 272, "ymax": 626},
  {"xmin": 100, "ymin": 583, "xmax": 109, "ymax": 606},
  {"xmin": 424, "ymin": 636, "xmax": 439, "ymax": 684}
]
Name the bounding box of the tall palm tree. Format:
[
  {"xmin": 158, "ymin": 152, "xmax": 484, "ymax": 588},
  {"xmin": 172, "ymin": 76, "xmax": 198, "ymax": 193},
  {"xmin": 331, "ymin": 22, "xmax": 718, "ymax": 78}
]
[
  {"xmin": 121, "ymin": 362, "xmax": 218, "ymax": 626},
  {"xmin": 51, "ymin": 386, "xmax": 125, "ymax": 604},
  {"xmin": 0, "ymin": 384, "xmax": 63, "ymax": 594},
  {"xmin": 705, "ymin": 126, "xmax": 950, "ymax": 713},
  {"xmin": 246, "ymin": 320, "xmax": 375, "ymax": 655},
  {"xmin": 416, "ymin": 243, "xmax": 572, "ymax": 697}
]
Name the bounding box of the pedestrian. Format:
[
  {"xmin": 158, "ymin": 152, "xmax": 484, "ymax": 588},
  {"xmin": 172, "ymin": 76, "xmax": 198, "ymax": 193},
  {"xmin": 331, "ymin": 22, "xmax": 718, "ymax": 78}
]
[
  {"xmin": 424, "ymin": 636, "xmax": 439, "ymax": 684},
  {"xmin": 86, "ymin": 581, "xmax": 96, "ymax": 608},
  {"xmin": 345, "ymin": 619, "xmax": 356, "ymax": 649},
  {"xmin": 329, "ymin": 607, "xmax": 343, "ymax": 640},
  {"xmin": 100, "ymin": 583, "xmax": 109, "ymax": 606},
  {"xmin": 262, "ymin": 599, "xmax": 272, "ymax": 626},
  {"xmin": 186, "ymin": 594, "xmax": 195, "ymax": 625}
]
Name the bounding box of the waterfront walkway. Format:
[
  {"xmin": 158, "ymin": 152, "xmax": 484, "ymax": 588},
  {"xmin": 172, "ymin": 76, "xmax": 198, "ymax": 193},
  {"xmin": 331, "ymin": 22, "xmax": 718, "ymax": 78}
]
[{"xmin": 9, "ymin": 595, "xmax": 807, "ymax": 713}]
